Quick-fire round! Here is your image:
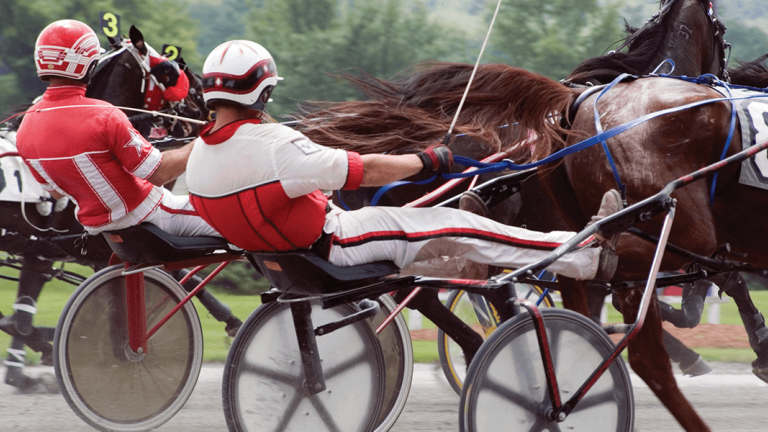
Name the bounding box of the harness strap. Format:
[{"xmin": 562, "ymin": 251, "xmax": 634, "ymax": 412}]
[{"xmin": 449, "ymin": 85, "xmax": 768, "ymax": 176}]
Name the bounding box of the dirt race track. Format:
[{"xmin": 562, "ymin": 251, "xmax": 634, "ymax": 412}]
[{"xmin": 2, "ymin": 358, "xmax": 768, "ymax": 431}]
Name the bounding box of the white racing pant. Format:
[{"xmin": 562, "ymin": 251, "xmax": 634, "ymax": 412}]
[
  {"xmin": 142, "ymin": 189, "xmax": 220, "ymax": 237},
  {"xmin": 323, "ymin": 206, "xmax": 600, "ymax": 280}
]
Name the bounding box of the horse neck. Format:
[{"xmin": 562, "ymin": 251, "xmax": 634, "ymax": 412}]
[
  {"xmin": 86, "ymin": 50, "xmax": 145, "ymax": 109},
  {"xmin": 567, "ymin": 0, "xmax": 722, "ymax": 83},
  {"xmin": 651, "ymin": 0, "xmax": 722, "ymax": 77}
]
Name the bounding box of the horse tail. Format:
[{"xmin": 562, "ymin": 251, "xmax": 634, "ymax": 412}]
[{"xmin": 299, "ymin": 61, "xmax": 577, "ymax": 163}]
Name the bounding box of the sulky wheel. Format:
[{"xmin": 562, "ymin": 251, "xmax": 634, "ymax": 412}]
[
  {"xmin": 222, "ymin": 298, "xmax": 389, "ymax": 432},
  {"xmin": 459, "ymin": 308, "xmax": 634, "ymax": 432},
  {"xmin": 438, "ymin": 284, "xmax": 554, "ymax": 395},
  {"xmin": 369, "ymin": 294, "xmax": 414, "ymax": 431},
  {"xmin": 54, "ymin": 265, "xmax": 203, "ymax": 431}
]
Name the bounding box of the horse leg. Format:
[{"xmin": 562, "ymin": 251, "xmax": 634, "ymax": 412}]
[
  {"xmin": 707, "ymin": 272, "xmax": 768, "ymax": 381},
  {"xmin": 662, "ymin": 329, "xmax": 711, "ymax": 376},
  {"xmin": 392, "ymin": 288, "xmax": 484, "ymax": 367},
  {"xmin": 2, "ymin": 254, "xmax": 55, "ymax": 390},
  {"xmin": 614, "ymin": 287, "xmax": 711, "ymax": 431},
  {"xmin": 556, "ymin": 277, "xmax": 591, "ymax": 317},
  {"xmin": 170, "ymin": 269, "xmax": 242, "ymax": 337}
]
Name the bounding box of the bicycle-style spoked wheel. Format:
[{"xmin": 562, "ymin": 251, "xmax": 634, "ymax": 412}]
[
  {"xmin": 459, "ymin": 308, "xmax": 634, "ymax": 432},
  {"xmin": 222, "ymin": 299, "xmax": 387, "ymax": 432},
  {"xmin": 437, "ymin": 284, "xmax": 554, "ymax": 395},
  {"xmin": 54, "ymin": 265, "xmax": 203, "ymax": 432}
]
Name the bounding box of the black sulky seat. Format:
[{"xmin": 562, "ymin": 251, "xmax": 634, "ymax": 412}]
[
  {"xmin": 248, "ymin": 251, "xmax": 399, "ymax": 295},
  {"xmin": 103, "ymin": 222, "xmax": 240, "ymax": 264}
]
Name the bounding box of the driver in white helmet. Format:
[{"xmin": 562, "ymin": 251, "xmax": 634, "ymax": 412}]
[
  {"xmin": 16, "ymin": 19, "xmax": 219, "ymax": 238},
  {"xmin": 186, "ymin": 40, "xmax": 622, "ymax": 281}
]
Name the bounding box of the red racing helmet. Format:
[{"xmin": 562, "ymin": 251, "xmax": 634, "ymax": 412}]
[
  {"xmin": 35, "ymin": 19, "xmax": 101, "ymax": 80},
  {"xmin": 201, "ymin": 40, "xmax": 282, "ymax": 111}
]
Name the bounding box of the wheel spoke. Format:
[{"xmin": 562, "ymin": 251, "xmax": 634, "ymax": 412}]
[
  {"xmin": 481, "ymin": 375, "xmax": 542, "ymax": 413},
  {"xmin": 307, "ymin": 395, "xmax": 343, "ymax": 432},
  {"xmin": 238, "ymin": 360, "xmax": 302, "ymax": 385},
  {"xmin": 322, "ymin": 349, "xmax": 370, "ymax": 381},
  {"xmin": 273, "ymin": 391, "xmax": 305, "ymax": 432}
]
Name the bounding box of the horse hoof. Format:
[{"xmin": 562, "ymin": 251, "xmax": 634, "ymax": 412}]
[
  {"xmin": 681, "ymin": 355, "xmax": 712, "ymax": 377},
  {"xmin": 752, "ymin": 358, "xmax": 768, "ymax": 384},
  {"xmin": 225, "ymin": 316, "xmax": 243, "ymax": 338},
  {"xmin": 4, "ymin": 368, "xmax": 58, "ymax": 394}
]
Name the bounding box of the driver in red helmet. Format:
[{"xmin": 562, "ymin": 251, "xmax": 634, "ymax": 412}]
[
  {"xmin": 10, "ymin": 21, "xmax": 223, "ymax": 390},
  {"xmin": 17, "ymin": 20, "xmax": 217, "ymax": 238},
  {"xmin": 186, "ymin": 40, "xmax": 623, "ymax": 282}
]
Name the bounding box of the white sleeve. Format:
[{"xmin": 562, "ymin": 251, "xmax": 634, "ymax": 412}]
[{"xmin": 273, "ymin": 135, "xmax": 351, "ymax": 198}]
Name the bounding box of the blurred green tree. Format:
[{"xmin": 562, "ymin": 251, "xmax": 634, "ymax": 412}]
[
  {"xmin": 725, "ymin": 21, "xmax": 768, "ymax": 66},
  {"xmin": 0, "ymin": 0, "xmax": 200, "ymax": 116},
  {"xmin": 242, "ymin": 0, "xmax": 464, "ymax": 119},
  {"xmin": 488, "ymin": 0, "xmax": 624, "ymax": 80}
]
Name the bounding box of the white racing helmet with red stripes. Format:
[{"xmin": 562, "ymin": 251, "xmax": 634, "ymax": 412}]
[
  {"xmin": 202, "ymin": 40, "xmax": 282, "ymax": 111},
  {"xmin": 35, "ymin": 19, "xmax": 101, "ymax": 80}
]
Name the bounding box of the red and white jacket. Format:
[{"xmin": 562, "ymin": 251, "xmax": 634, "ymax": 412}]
[
  {"xmin": 16, "ymin": 85, "xmax": 164, "ymax": 233},
  {"xmin": 186, "ymin": 119, "xmax": 364, "ymax": 251}
]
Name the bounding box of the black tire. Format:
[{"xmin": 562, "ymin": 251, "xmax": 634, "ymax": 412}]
[
  {"xmin": 54, "ymin": 265, "xmax": 203, "ymax": 431},
  {"xmin": 437, "ymin": 285, "xmax": 554, "ymax": 395},
  {"xmin": 222, "ymin": 299, "xmax": 387, "ymax": 432},
  {"xmin": 459, "ymin": 308, "xmax": 634, "ymax": 432}
]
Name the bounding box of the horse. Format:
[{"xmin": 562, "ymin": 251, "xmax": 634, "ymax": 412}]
[
  {"xmin": 290, "ymin": 4, "xmax": 768, "ymax": 431},
  {"xmin": 314, "ymin": 0, "xmax": 733, "ymax": 375},
  {"xmin": 87, "ymin": 25, "xmax": 208, "ymax": 140},
  {"xmin": 0, "ymin": 25, "xmax": 228, "ymax": 392}
]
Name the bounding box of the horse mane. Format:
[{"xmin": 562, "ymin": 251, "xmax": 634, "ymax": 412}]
[
  {"xmin": 568, "ymin": 22, "xmax": 667, "ymax": 84},
  {"xmin": 567, "ymin": 0, "xmax": 718, "ymax": 84},
  {"xmin": 728, "ymin": 54, "xmax": 768, "ymax": 88},
  {"xmin": 299, "ymin": 62, "xmax": 577, "ymax": 164}
]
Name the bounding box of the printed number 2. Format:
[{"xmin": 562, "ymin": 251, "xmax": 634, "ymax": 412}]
[
  {"xmin": 101, "ymin": 12, "xmax": 120, "ymax": 38},
  {"xmin": 162, "ymin": 44, "xmax": 181, "ymax": 61}
]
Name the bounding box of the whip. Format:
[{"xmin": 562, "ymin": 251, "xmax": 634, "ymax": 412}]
[{"xmin": 443, "ymin": 0, "xmax": 505, "ymax": 145}]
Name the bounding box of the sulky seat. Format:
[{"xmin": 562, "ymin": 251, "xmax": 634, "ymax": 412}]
[
  {"xmin": 103, "ymin": 223, "xmax": 240, "ymax": 264},
  {"xmin": 248, "ymin": 251, "xmax": 399, "ymax": 295}
]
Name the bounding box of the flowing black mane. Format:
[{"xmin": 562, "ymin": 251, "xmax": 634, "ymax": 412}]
[
  {"xmin": 567, "ymin": 0, "xmax": 726, "ymax": 84},
  {"xmin": 728, "ymin": 54, "xmax": 768, "ymax": 88}
]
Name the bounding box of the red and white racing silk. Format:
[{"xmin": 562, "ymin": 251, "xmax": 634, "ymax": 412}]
[
  {"xmin": 16, "ymin": 85, "xmax": 164, "ymax": 233},
  {"xmin": 187, "ymin": 119, "xmax": 363, "ymax": 251}
]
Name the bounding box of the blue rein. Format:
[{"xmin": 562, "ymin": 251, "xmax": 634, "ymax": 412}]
[{"xmin": 351, "ymin": 69, "xmax": 768, "ymax": 210}]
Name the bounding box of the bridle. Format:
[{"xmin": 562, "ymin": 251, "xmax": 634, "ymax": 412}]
[{"xmin": 612, "ymin": 0, "xmax": 730, "ymax": 80}]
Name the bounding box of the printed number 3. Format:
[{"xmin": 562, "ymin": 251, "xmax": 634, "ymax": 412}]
[{"xmin": 102, "ymin": 13, "xmax": 119, "ymax": 38}]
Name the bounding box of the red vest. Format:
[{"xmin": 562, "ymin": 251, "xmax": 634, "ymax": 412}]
[{"xmin": 186, "ymin": 119, "xmax": 363, "ymax": 251}]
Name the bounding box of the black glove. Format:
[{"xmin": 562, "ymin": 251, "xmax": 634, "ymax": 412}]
[
  {"xmin": 417, "ymin": 144, "xmax": 453, "ymax": 174},
  {"xmin": 150, "ymin": 60, "xmax": 181, "ymax": 87}
]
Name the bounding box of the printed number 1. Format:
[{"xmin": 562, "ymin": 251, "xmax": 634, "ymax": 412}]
[{"xmin": 13, "ymin": 170, "xmax": 22, "ymax": 193}]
